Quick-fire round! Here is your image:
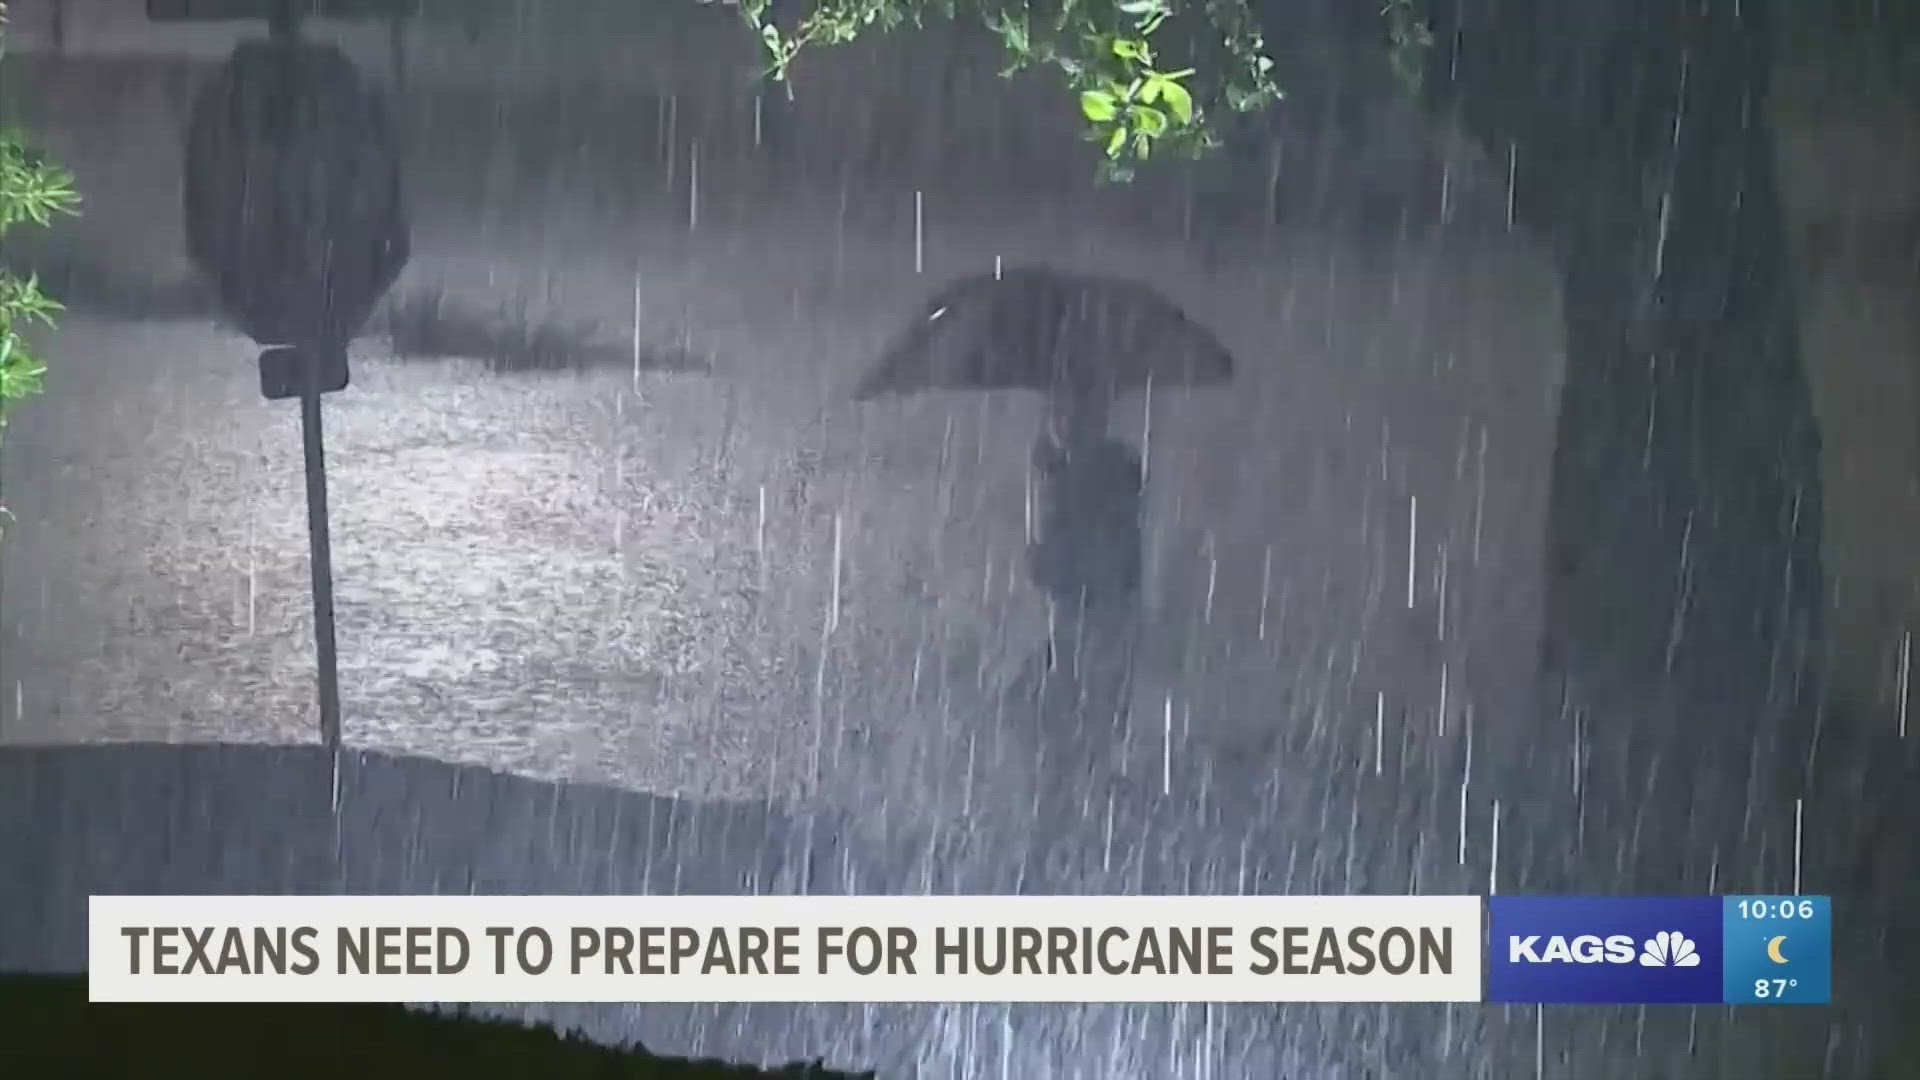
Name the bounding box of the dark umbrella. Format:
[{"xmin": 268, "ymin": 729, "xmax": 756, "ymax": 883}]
[
  {"xmin": 858, "ymin": 268, "xmax": 1237, "ymax": 798},
  {"xmin": 855, "ymin": 267, "xmax": 1234, "ymax": 445},
  {"xmin": 859, "ymin": 267, "xmax": 1234, "ymax": 607}
]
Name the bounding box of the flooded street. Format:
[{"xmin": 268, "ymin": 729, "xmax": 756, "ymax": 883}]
[{"xmin": 1, "ymin": 144, "xmax": 1565, "ymax": 807}]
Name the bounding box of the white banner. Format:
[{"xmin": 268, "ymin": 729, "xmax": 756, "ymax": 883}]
[{"xmin": 89, "ymin": 894, "xmax": 1483, "ymax": 1003}]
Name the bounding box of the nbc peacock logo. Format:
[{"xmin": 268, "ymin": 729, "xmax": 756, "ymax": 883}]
[{"xmin": 1637, "ymin": 931, "xmax": 1702, "ymax": 968}]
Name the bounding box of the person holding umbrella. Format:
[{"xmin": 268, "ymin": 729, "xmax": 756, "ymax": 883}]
[
  {"xmin": 859, "ymin": 266, "xmax": 1234, "ymax": 615},
  {"xmin": 858, "ymin": 266, "xmax": 1235, "ymax": 826}
]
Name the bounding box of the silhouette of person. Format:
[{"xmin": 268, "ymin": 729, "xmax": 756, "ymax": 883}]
[
  {"xmin": 983, "ymin": 419, "xmax": 1153, "ymax": 837},
  {"xmin": 1025, "ymin": 432, "xmax": 1145, "ymax": 616}
]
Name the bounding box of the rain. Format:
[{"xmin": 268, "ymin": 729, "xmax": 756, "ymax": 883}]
[{"xmin": 1, "ymin": 0, "xmax": 1917, "ymax": 1076}]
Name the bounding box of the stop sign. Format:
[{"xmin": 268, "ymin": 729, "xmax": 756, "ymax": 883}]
[{"xmin": 183, "ymin": 35, "xmax": 410, "ymax": 364}]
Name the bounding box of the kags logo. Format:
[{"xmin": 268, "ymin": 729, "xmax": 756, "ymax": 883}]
[
  {"xmin": 1507, "ymin": 934, "xmax": 1636, "ymax": 964},
  {"xmin": 1507, "ymin": 930, "xmax": 1702, "ymax": 967},
  {"xmin": 1488, "ymin": 898, "xmax": 1722, "ymax": 1004}
]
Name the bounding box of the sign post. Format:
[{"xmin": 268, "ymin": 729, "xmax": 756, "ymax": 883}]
[
  {"xmin": 284, "ymin": 346, "xmax": 343, "ymax": 753},
  {"xmin": 176, "ymin": 0, "xmax": 410, "ymax": 754}
]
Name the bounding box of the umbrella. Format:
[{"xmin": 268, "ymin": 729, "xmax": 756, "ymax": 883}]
[
  {"xmin": 859, "ymin": 267, "xmax": 1232, "ymax": 610},
  {"xmin": 855, "ymin": 266, "xmax": 1234, "ymax": 441}
]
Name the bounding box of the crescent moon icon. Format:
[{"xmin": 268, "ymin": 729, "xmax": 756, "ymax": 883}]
[{"xmin": 1766, "ymin": 936, "xmax": 1790, "ymax": 965}]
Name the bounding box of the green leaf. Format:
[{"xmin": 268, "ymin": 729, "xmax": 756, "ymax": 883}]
[
  {"xmin": 1079, "ymin": 90, "xmax": 1118, "ymax": 122},
  {"xmin": 988, "ymin": 11, "xmax": 1030, "ymax": 56},
  {"xmin": 1158, "ymin": 79, "xmax": 1193, "ymax": 124},
  {"xmin": 717, "ymin": 0, "xmax": 1297, "ymax": 187}
]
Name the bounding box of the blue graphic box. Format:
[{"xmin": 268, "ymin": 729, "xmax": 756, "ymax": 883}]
[
  {"xmin": 1721, "ymin": 896, "xmax": 1832, "ymax": 1005},
  {"xmin": 1488, "ymin": 897, "xmax": 1723, "ymax": 1004}
]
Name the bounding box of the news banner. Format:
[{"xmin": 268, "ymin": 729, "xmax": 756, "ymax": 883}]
[{"xmin": 87, "ymin": 894, "xmax": 1831, "ymax": 1006}]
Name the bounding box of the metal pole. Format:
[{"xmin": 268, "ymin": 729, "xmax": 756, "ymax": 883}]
[{"xmin": 300, "ymin": 354, "xmax": 342, "ymax": 754}]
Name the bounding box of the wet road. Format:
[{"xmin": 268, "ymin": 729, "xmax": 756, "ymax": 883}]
[{"xmin": 0, "ymin": 217, "xmax": 1564, "ymax": 809}]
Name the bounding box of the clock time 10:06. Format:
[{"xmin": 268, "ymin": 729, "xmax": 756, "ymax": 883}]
[{"xmin": 1737, "ymin": 899, "xmax": 1817, "ymax": 920}]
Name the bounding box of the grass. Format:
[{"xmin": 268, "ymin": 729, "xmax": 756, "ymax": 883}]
[
  {"xmin": 0, "ymin": 254, "xmax": 716, "ymax": 375},
  {"xmin": 381, "ymin": 285, "xmax": 712, "ymax": 375},
  {"xmin": 0, "ymin": 974, "xmax": 877, "ymax": 1078}
]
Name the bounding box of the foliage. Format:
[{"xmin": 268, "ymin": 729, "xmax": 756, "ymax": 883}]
[
  {"xmin": 2, "ymin": 975, "xmax": 877, "ymax": 1079},
  {"xmin": 735, "ymin": 0, "xmax": 1280, "ymax": 181},
  {"xmin": 731, "ymin": 0, "xmax": 1432, "ymax": 182},
  {"xmin": 0, "ymin": 1, "xmax": 80, "ymax": 435},
  {"xmin": 1382, "ymin": 0, "xmax": 1432, "ymax": 95}
]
